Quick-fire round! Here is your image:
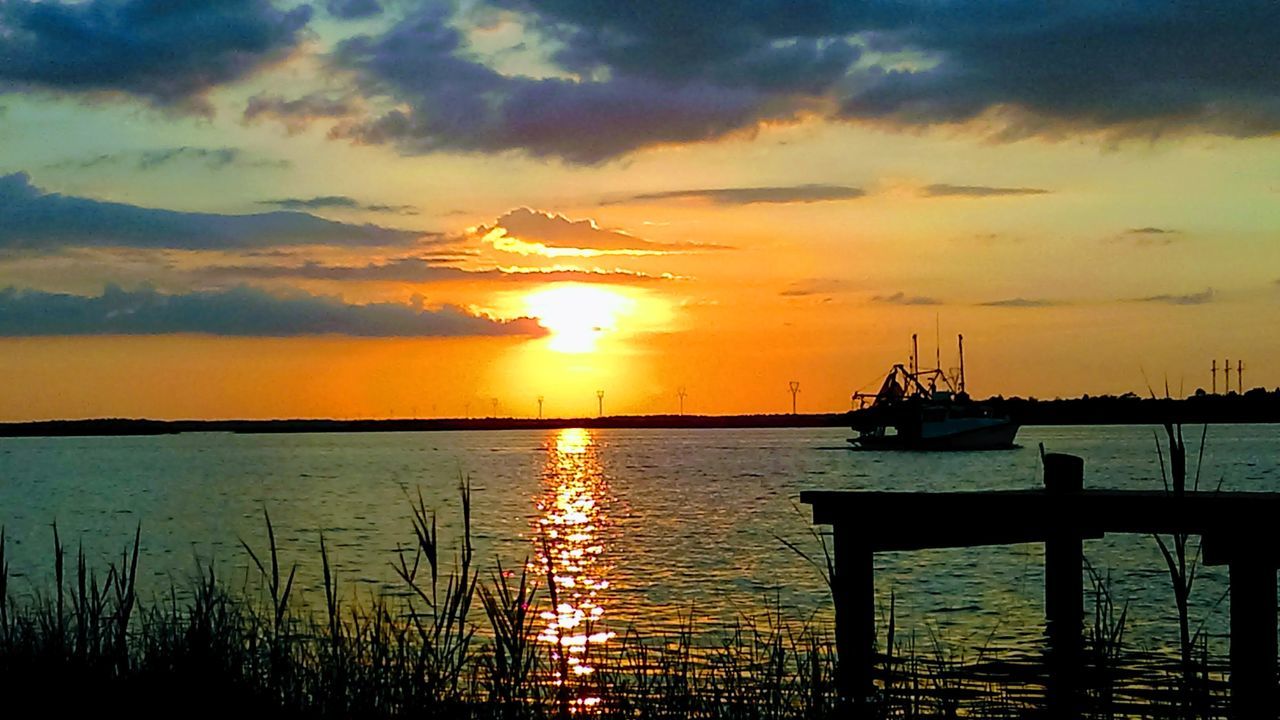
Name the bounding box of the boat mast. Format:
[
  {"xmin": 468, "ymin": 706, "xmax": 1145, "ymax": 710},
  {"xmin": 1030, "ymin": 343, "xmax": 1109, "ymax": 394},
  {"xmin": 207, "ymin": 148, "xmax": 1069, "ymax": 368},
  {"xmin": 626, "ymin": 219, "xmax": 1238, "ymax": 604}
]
[
  {"xmin": 911, "ymin": 334, "xmax": 919, "ymax": 377},
  {"xmin": 958, "ymin": 334, "xmax": 966, "ymax": 394},
  {"xmin": 935, "ymin": 315, "xmax": 941, "ymax": 374}
]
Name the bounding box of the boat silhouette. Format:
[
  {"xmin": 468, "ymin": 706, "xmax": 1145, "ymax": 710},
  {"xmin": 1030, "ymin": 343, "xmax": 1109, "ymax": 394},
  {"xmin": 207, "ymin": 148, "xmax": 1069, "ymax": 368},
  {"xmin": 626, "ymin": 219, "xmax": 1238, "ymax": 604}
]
[{"xmin": 849, "ymin": 334, "xmax": 1019, "ymax": 450}]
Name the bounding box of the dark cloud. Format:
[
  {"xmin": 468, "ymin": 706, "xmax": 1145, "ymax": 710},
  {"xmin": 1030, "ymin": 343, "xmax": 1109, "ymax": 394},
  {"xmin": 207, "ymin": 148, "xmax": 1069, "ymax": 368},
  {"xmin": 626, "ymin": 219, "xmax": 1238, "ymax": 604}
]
[
  {"xmin": 978, "ymin": 297, "xmax": 1058, "ymax": 308},
  {"xmin": 1136, "ymin": 288, "xmax": 1215, "ymax": 305},
  {"xmin": 325, "ymin": 2, "xmax": 1280, "ymax": 162},
  {"xmin": 837, "ymin": 2, "xmax": 1280, "ymax": 138},
  {"xmin": 325, "ymin": 0, "xmax": 382, "ymax": 20},
  {"xmin": 258, "ymin": 196, "xmax": 419, "ymax": 215},
  {"xmin": 921, "ymin": 184, "xmax": 1050, "ymax": 198},
  {"xmin": 0, "ymin": 0, "xmax": 312, "ymax": 114},
  {"xmin": 871, "ymin": 291, "xmax": 940, "ymax": 306},
  {"xmin": 616, "ymin": 184, "xmax": 864, "ymax": 205},
  {"xmin": 330, "ymin": 8, "xmax": 786, "ymax": 164},
  {"xmin": 491, "ymin": 0, "xmax": 864, "ymax": 92},
  {"xmin": 476, "ymin": 208, "xmax": 727, "ymax": 254},
  {"xmin": 1128, "ymin": 227, "xmax": 1179, "ymax": 235},
  {"xmin": 48, "ymin": 146, "xmax": 289, "ymax": 172},
  {"xmin": 200, "ymin": 258, "xmax": 677, "ymax": 284},
  {"xmin": 0, "ymin": 172, "xmax": 425, "ymax": 250},
  {"xmin": 0, "ymin": 285, "xmax": 543, "ymax": 337},
  {"xmin": 243, "ymin": 92, "xmax": 361, "ymax": 134}
]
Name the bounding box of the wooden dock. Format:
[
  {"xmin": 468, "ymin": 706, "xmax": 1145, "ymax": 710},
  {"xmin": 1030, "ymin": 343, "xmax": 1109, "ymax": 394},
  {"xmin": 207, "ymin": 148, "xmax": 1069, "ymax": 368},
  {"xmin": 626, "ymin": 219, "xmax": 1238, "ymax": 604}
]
[{"xmin": 801, "ymin": 453, "xmax": 1280, "ymax": 718}]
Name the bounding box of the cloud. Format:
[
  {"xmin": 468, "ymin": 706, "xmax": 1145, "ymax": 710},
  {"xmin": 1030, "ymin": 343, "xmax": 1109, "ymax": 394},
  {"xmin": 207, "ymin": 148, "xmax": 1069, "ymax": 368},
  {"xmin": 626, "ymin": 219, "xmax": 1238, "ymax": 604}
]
[
  {"xmin": 325, "ymin": 0, "xmax": 382, "ymax": 21},
  {"xmin": 871, "ymin": 291, "xmax": 941, "ymax": 306},
  {"xmin": 257, "ymin": 196, "xmax": 419, "ymax": 215},
  {"xmin": 243, "ymin": 92, "xmax": 361, "ymax": 134},
  {"xmin": 1109, "ymin": 226, "xmax": 1183, "ymax": 247},
  {"xmin": 978, "ymin": 297, "xmax": 1058, "ymax": 308},
  {"xmin": 921, "ymin": 184, "xmax": 1050, "ymax": 198},
  {"xmin": 615, "ymin": 184, "xmax": 865, "ymax": 205},
  {"xmin": 1136, "ymin": 288, "xmax": 1215, "ymax": 305},
  {"xmin": 200, "ymin": 258, "xmax": 678, "ymax": 284},
  {"xmin": 836, "ymin": 2, "xmax": 1280, "ymax": 139},
  {"xmin": 0, "ymin": 0, "xmax": 311, "ymax": 114},
  {"xmin": 319, "ymin": 2, "xmax": 1280, "ymax": 162},
  {"xmin": 781, "ymin": 278, "xmax": 848, "ymax": 297},
  {"xmin": 48, "ymin": 146, "xmax": 289, "ymax": 172},
  {"xmin": 475, "ymin": 208, "xmax": 726, "ymax": 256},
  {"xmin": 0, "ymin": 285, "xmax": 545, "ymax": 337},
  {"xmin": 0, "ymin": 172, "xmax": 426, "ymax": 250},
  {"xmin": 328, "ymin": 7, "xmax": 799, "ymax": 164}
]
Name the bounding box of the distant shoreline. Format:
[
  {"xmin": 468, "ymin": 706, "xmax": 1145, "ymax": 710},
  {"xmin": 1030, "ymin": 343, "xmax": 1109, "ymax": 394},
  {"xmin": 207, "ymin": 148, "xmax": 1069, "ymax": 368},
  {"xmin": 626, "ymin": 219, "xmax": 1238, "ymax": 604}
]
[{"xmin": 3, "ymin": 393, "xmax": 1280, "ymax": 437}]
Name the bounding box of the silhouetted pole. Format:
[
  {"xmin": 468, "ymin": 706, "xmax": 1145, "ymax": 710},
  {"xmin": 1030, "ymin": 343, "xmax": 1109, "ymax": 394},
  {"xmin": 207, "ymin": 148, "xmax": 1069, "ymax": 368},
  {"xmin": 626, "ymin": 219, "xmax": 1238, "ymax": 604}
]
[
  {"xmin": 1044, "ymin": 452, "xmax": 1084, "ymax": 718},
  {"xmin": 677, "ymin": 386, "xmax": 687, "ymax": 415},
  {"xmin": 491, "ymin": 398, "xmax": 499, "ymax": 417},
  {"xmin": 788, "ymin": 381, "xmax": 801, "ymax": 414},
  {"xmin": 1229, "ymin": 555, "xmax": 1277, "ymax": 718},
  {"xmin": 1238, "ymin": 360, "xmax": 1244, "ymax": 394},
  {"xmin": 832, "ymin": 523, "xmax": 874, "ymax": 709},
  {"xmin": 1212, "ymin": 359, "xmax": 1218, "ymax": 394},
  {"xmin": 596, "ymin": 390, "xmax": 605, "ymax": 417},
  {"xmin": 1225, "ymin": 358, "xmax": 1232, "ymax": 393},
  {"xmin": 958, "ymin": 334, "xmax": 966, "ymax": 394},
  {"xmin": 537, "ymin": 395, "xmax": 544, "ymax": 419}
]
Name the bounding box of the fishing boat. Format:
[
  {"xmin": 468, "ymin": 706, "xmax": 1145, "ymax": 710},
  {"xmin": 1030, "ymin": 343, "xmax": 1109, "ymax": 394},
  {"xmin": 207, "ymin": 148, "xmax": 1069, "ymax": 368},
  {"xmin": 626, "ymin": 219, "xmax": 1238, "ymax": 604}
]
[{"xmin": 848, "ymin": 334, "xmax": 1019, "ymax": 451}]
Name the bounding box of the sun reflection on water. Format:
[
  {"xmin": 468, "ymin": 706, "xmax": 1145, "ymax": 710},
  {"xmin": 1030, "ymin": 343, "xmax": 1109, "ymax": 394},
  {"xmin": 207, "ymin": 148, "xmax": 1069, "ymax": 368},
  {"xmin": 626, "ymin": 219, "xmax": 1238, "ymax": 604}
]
[{"xmin": 534, "ymin": 427, "xmax": 614, "ymax": 710}]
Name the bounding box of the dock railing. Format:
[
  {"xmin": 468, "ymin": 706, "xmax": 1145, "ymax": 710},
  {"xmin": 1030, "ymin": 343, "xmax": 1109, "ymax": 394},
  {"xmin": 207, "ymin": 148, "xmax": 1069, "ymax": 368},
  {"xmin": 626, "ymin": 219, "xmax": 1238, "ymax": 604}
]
[{"xmin": 801, "ymin": 453, "xmax": 1279, "ymax": 718}]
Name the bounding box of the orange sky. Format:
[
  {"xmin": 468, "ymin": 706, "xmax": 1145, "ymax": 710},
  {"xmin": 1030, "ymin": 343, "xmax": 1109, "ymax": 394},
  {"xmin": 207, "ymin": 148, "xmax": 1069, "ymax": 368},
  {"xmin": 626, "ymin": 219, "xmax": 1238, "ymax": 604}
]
[{"xmin": 1, "ymin": 2, "xmax": 1279, "ymax": 420}]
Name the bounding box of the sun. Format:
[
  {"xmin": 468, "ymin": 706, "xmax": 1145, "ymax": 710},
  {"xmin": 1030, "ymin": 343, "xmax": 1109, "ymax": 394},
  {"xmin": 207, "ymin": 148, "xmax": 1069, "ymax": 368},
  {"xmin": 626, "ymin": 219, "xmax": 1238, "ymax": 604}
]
[{"xmin": 523, "ymin": 284, "xmax": 635, "ymax": 353}]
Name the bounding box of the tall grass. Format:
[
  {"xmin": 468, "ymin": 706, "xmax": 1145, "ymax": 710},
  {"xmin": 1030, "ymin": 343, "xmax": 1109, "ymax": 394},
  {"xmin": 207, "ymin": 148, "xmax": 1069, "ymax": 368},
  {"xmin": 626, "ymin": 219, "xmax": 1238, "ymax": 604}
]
[{"xmin": 0, "ymin": 492, "xmax": 845, "ymax": 719}]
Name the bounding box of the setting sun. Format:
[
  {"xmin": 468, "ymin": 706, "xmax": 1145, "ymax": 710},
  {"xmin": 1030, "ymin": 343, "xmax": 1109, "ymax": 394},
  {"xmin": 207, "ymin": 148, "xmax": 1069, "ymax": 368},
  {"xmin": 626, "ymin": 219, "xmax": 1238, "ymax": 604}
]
[{"xmin": 523, "ymin": 284, "xmax": 636, "ymax": 353}]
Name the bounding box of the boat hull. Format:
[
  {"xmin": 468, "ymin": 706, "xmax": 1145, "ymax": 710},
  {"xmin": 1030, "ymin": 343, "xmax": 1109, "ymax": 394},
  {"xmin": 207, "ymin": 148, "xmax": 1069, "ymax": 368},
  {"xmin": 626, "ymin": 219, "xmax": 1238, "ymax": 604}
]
[{"xmin": 848, "ymin": 420, "xmax": 1020, "ymax": 451}]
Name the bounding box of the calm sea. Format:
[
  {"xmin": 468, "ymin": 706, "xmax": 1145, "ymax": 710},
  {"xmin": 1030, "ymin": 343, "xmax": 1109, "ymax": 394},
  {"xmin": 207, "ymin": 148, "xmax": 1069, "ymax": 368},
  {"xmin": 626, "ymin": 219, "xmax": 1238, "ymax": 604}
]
[{"xmin": 1, "ymin": 424, "xmax": 1276, "ymax": 661}]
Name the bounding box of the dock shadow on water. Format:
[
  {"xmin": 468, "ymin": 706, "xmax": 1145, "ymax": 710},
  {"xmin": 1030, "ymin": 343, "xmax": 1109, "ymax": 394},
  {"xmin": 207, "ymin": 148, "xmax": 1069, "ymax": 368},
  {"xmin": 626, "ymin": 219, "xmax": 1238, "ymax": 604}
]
[{"xmin": 535, "ymin": 428, "xmax": 615, "ymax": 712}]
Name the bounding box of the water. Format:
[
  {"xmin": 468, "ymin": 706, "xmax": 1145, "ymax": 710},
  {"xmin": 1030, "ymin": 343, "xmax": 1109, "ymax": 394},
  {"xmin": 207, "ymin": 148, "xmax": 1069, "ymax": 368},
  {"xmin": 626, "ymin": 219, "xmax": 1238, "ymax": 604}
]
[{"xmin": 0, "ymin": 424, "xmax": 1276, "ymax": 665}]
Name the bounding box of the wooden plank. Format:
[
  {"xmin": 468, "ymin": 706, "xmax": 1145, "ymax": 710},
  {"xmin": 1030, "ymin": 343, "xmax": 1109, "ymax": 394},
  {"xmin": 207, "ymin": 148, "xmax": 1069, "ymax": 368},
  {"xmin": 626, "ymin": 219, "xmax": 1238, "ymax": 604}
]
[
  {"xmin": 800, "ymin": 490, "xmax": 1280, "ymax": 557},
  {"xmin": 832, "ymin": 525, "xmax": 874, "ymax": 708},
  {"xmin": 1230, "ymin": 561, "xmax": 1277, "ymax": 718}
]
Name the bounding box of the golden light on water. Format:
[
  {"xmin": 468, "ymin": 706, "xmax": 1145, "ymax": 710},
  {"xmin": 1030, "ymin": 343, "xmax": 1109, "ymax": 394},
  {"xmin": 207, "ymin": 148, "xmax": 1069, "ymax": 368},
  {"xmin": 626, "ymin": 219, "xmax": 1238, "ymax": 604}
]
[
  {"xmin": 523, "ymin": 284, "xmax": 636, "ymax": 354},
  {"xmin": 535, "ymin": 427, "xmax": 614, "ymax": 709}
]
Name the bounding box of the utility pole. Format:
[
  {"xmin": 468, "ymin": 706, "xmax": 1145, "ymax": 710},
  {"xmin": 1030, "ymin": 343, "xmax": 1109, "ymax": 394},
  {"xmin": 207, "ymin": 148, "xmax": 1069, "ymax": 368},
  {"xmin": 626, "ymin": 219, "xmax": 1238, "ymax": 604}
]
[
  {"xmin": 1225, "ymin": 359, "xmax": 1232, "ymax": 394},
  {"xmin": 1238, "ymin": 360, "xmax": 1244, "ymax": 394},
  {"xmin": 491, "ymin": 398, "xmax": 499, "ymax": 417},
  {"xmin": 677, "ymin": 386, "xmax": 688, "ymax": 416},
  {"xmin": 1212, "ymin": 359, "xmax": 1218, "ymax": 394},
  {"xmin": 596, "ymin": 390, "xmax": 605, "ymax": 417},
  {"xmin": 537, "ymin": 395, "xmax": 544, "ymax": 419},
  {"xmin": 788, "ymin": 381, "xmax": 801, "ymax": 415}
]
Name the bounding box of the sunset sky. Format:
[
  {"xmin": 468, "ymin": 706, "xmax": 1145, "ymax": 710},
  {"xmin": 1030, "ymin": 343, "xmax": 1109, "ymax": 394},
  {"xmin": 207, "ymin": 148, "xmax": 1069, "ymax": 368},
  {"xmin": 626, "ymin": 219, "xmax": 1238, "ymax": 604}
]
[{"xmin": 2, "ymin": 0, "xmax": 1279, "ymax": 420}]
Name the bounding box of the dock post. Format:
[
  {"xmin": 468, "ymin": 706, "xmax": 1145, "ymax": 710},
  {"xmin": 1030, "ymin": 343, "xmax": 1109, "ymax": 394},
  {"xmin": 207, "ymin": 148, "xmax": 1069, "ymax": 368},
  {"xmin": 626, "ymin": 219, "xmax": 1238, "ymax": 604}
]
[
  {"xmin": 832, "ymin": 523, "xmax": 874, "ymax": 709},
  {"xmin": 1043, "ymin": 453, "xmax": 1084, "ymax": 717},
  {"xmin": 1229, "ymin": 557, "xmax": 1276, "ymax": 718}
]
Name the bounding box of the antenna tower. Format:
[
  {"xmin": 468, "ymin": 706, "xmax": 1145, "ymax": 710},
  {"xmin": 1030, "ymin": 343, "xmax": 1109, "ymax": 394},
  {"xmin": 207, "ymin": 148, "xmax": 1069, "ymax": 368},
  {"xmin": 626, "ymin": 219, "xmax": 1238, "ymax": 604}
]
[
  {"xmin": 596, "ymin": 390, "xmax": 605, "ymax": 417},
  {"xmin": 788, "ymin": 381, "xmax": 801, "ymax": 415},
  {"xmin": 677, "ymin": 386, "xmax": 688, "ymax": 415}
]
